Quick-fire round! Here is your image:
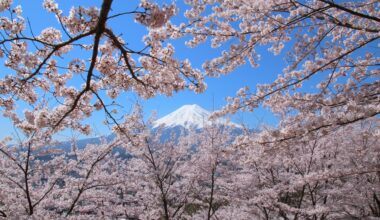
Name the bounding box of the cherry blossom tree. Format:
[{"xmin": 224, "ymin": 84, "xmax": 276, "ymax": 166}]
[
  {"xmin": 177, "ymin": 1, "xmax": 380, "ymax": 218},
  {"xmin": 230, "ymin": 118, "xmax": 379, "ymax": 220},
  {"xmin": 119, "ymin": 121, "xmax": 242, "ymax": 220},
  {"xmin": 0, "ymin": 0, "xmax": 379, "ymax": 219},
  {"xmin": 0, "ymin": 124, "xmax": 127, "ymax": 218},
  {"xmin": 0, "ymin": 0, "xmax": 204, "ymax": 218},
  {"xmin": 0, "ymin": 0, "xmax": 205, "ymax": 137},
  {"xmin": 115, "ymin": 110, "xmax": 196, "ymax": 220},
  {"xmin": 186, "ymin": 125, "xmax": 239, "ymax": 219},
  {"xmin": 178, "ymin": 0, "xmax": 379, "ymax": 139}
]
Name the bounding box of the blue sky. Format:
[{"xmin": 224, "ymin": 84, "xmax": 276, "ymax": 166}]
[{"xmin": 0, "ymin": 0, "xmax": 284, "ymax": 140}]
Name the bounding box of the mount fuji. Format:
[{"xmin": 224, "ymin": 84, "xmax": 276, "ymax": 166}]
[
  {"xmin": 153, "ymin": 104, "xmax": 241, "ymax": 129},
  {"xmin": 41, "ymin": 105, "xmax": 242, "ymax": 158}
]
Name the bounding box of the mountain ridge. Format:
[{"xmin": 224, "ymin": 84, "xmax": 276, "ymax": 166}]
[{"xmin": 44, "ymin": 105, "xmax": 241, "ymax": 154}]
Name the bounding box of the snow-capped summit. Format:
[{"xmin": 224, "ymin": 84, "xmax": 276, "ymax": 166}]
[{"xmin": 153, "ymin": 104, "xmax": 240, "ymax": 129}]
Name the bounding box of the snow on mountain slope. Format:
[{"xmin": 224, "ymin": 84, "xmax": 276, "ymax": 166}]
[{"xmin": 153, "ymin": 104, "xmax": 240, "ymax": 129}]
